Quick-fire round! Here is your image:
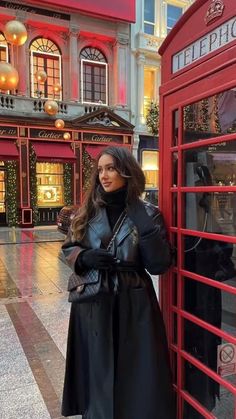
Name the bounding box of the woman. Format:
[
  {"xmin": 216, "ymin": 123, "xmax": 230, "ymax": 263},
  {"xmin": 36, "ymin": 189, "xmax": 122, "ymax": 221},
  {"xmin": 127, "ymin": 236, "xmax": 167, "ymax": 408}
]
[{"xmin": 61, "ymin": 146, "xmax": 175, "ymax": 419}]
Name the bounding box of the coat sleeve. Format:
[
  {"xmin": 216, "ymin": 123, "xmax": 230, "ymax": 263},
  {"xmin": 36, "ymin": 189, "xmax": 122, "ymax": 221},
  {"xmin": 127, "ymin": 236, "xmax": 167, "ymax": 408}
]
[
  {"xmin": 138, "ymin": 208, "xmax": 172, "ymax": 275},
  {"xmin": 61, "ymin": 229, "xmax": 86, "ymax": 275}
]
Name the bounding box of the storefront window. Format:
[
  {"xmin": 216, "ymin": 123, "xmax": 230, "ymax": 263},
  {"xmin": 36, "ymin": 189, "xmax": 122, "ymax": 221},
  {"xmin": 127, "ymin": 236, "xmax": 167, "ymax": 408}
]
[
  {"xmin": 36, "ymin": 162, "xmax": 64, "ymax": 207},
  {"xmin": 141, "ymin": 149, "xmax": 159, "ymax": 188}
]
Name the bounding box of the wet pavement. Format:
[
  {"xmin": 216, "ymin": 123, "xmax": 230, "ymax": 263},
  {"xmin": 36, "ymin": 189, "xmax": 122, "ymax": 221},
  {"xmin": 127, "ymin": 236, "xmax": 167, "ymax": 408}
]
[
  {"xmin": 0, "ymin": 226, "xmax": 65, "ymax": 245},
  {"xmin": 0, "ymin": 227, "xmax": 82, "ymax": 419}
]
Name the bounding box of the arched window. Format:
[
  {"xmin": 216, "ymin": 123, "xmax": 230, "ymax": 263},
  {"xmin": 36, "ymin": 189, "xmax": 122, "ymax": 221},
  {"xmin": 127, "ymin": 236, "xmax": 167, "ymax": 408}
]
[
  {"xmin": 30, "ymin": 38, "xmax": 62, "ymax": 99},
  {"xmin": 0, "ymin": 33, "xmax": 9, "ymax": 63},
  {"xmin": 80, "ymin": 47, "xmax": 108, "ymax": 105}
]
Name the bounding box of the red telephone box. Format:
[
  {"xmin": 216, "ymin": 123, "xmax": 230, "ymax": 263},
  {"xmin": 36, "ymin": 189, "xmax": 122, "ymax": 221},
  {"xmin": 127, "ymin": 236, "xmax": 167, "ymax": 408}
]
[{"xmin": 159, "ymin": 1, "xmax": 236, "ymax": 417}]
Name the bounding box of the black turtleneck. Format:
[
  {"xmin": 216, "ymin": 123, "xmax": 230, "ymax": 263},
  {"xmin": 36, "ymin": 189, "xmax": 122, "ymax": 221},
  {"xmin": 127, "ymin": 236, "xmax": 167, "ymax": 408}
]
[{"xmin": 100, "ymin": 186, "xmax": 127, "ymax": 230}]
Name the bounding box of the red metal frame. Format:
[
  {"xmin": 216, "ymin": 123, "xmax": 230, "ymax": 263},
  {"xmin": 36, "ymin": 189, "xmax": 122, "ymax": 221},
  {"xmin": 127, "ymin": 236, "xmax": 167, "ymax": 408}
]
[{"xmin": 159, "ymin": 1, "xmax": 236, "ymax": 417}]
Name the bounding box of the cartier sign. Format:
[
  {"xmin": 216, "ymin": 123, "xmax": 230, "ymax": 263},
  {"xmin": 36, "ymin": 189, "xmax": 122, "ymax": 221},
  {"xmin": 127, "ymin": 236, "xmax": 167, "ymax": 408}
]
[
  {"xmin": 0, "ymin": 126, "xmax": 17, "ymax": 136},
  {"xmin": 0, "ymin": 1, "xmax": 70, "ymax": 20},
  {"xmin": 83, "ymin": 133, "xmax": 123, "ymax": 143},
  {"xmin": 30, "ymin": 129, "xmax": 65, "ymax": 140},
  {"xmin": 172, "ymin": 16, "xmax": 236, "ymax": 73}
]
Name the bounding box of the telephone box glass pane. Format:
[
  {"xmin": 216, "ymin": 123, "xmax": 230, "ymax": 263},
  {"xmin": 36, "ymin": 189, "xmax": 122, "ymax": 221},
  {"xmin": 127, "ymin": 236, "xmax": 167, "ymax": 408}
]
[
  {"xmin": 184, "ymin": 359, "xmax": 235, "ymax": 418},
  {"xmin": 184, "ymin": 277, "xmax": 236, "ymax": 334},
  {"xmin": 184, "ymin": 320, "xmax": 236, "ymax": 387},
  {"xmin": 184, "ymin": 192, "xmax": 236, "ymax": 236},
  {"xmin": 183, "ymin": 141, "xmax": 236, "ymax": 187},
  {"xmin": 183, "ymin": 87, "xmax": 236, "ymax": 143},
  {"xmin": 173, "ymin": 110, "xmax": 178, "ymax": 146},
  {"xmin": 184, "ymin": 235, "xmax": 236, "ymax": 288}
]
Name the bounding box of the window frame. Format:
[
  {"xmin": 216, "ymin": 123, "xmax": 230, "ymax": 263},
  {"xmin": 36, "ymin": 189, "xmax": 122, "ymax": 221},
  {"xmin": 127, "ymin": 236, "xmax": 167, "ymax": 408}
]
[
  {"xmin": 144, "ymin": 0, "xmax": 156, "ymax": 35},
  {"xmin": 80, "ymin": 58, "xmax": 108, "ymax": 106},
  {"xmin": 30, "ymin": 41, "xmax": 62, "ymax": 100},
  {"xmin": 166, "ymin": 3, "xmax": 183, "ymax": 34},
  {"xmin": 0, "ymin": 33, "xmax": 9, "ymax": 63}
]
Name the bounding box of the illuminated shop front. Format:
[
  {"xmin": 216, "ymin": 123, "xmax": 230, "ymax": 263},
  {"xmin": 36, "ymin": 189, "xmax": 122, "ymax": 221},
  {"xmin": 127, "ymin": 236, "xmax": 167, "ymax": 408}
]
[
  {"xmin": 0, "ymin": 108, "xmax": 133, "ymax": 227},
  {"xmin": 141, "ymin": 149, "xmax": 159, "ymax": 205},
  {"xmin": 36, "ymin": 162, "xmax": 65, "ymax": 208},
  {"xmin": 142, "ymin": 149, "xmax": 159, "ymax": 188},
  {"xmin": 138, "ymin": 135, "xmax": 159, "ymax": 205}
]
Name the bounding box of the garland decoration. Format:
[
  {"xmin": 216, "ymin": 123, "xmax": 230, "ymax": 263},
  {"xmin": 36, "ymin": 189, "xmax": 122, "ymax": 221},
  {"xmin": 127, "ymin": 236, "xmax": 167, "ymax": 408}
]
[
  {"xmin": 5, "ymin": 161, "xmax": 18, "ymax": 226},
  {"xmin": 82, "ymin": 148, "xmax": 94, "ymax": 193},
  {"xmin": 64, "ymin": 163, "xmax": 73, "ymax": 205},
  {"xmin": 146, "ymin": 101, "xmax": 159, "ymax": 136}
]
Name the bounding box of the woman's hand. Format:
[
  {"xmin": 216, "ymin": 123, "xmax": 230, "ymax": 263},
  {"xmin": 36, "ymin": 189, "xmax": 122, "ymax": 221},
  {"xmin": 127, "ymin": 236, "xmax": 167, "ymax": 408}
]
[
  {"xmin": 80, "ymin": 248, "xmax": 116, "ymax": 269},
  {"xmin": 76, "ymin": 284, "xmax": 85, "ymax": 293}
]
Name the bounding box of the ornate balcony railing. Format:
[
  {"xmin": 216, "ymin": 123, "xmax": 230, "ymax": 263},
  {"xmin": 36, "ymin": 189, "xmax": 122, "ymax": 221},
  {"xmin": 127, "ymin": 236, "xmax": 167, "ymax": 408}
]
[
  {"xmin": 0, "ymin": 95, "xmax": 15, "ymax": 110},
  {"xmin": 0, "ymin": 93, "xmax": 131, "ymax": 123}
]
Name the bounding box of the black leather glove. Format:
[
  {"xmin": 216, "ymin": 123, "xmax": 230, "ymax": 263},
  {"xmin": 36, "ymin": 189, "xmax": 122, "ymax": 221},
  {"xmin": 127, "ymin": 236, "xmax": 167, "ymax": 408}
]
[
  {"xmin": 126, "ymin": 200, "xmax": 155, "ymax": 236},
  {"xmin": 78, "ymin": 248, "xmax": 116, "ymax": 269}
]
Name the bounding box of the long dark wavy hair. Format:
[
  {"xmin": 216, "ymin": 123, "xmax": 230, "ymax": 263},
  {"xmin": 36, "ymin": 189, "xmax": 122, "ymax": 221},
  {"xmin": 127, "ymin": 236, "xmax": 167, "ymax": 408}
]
[{"xmin": 71, "ymin": 146, "xmax": 145, "ymax": 240}]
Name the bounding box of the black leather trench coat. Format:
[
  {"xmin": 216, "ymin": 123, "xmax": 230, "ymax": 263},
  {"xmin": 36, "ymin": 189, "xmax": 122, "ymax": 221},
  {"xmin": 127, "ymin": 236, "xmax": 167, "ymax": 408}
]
[{"xmin": 61, "ymin": 202, "xmax": 176, "ymax": 419}]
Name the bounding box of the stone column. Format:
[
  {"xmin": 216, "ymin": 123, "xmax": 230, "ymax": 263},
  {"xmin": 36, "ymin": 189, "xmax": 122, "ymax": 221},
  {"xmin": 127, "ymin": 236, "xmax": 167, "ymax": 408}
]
[
  {"xmin": 136, "ymin": 53, "xmax": 146, "ymax": 130},
  {"xmin": 15, "ymin": 13, "xmax": 28, "ymax": 96},
  {"xmin": 132, "ymin": 133, "xmax": 140, "ymax": 160},
  {"xmin": 161, "ymin": 1, "xmax": 167, "ymax": 37},
  {"xmin": 16, "ymin": 42, "xmax": 28, "ymax": 96},
  {"xmin": 69, "ymin": 26, "xmax": 79, "ymax": 101},
  {"xmin": 113, "ymin": 33, "xmax": 129, "ymax": 107},
  {"xmin": 154, "ymin": 66, "xmax": 160, "ymax": 102}
]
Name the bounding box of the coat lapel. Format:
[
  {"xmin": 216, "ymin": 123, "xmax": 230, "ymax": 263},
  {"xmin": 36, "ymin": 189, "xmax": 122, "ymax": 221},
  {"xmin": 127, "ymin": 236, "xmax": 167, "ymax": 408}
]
[
  {"xmin": 88, "ymin": 207, "xmax": 112, "ymax": 248},
  {"xmin": 115, "ymin": 215, "xmax": 133, "ymax": 246}
]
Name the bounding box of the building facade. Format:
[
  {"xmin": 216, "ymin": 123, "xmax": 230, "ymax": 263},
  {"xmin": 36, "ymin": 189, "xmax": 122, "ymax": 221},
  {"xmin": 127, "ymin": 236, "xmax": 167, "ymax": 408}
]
[
  {"xmin": 130, "ymin": 0, "xmax": 194, "ymax": 201},
  {"xmin": 0, "ymin": 0, "xmax": 134, "ymax": 226}
]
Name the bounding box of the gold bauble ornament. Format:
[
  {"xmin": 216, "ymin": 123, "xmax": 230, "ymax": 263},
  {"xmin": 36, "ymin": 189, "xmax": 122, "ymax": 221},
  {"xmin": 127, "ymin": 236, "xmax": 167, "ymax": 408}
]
[
  {"xmin": 4, "ymin": 20, "xmax": 27, "ymax": 46},
  {"xmin": 44, "ymin": 100, "xmax": 58, "ymax": 116},
  {"xmin": 55, "ymin": 119, "xmax": 65, "ymax": 129},
  {"xmin": 0, "ymin": 62, "xmax": 19, "ymax": 90},
  {"xmin": 63, "ymin": 132, "xmax": 71, "ymax": 140},
  {"xmin": 53, "ymin": 83, "xmax": 62, "ymax": 93},
  {"xmin": 35, "ymin": 70, "xmax": 47, "ymax": 83}
]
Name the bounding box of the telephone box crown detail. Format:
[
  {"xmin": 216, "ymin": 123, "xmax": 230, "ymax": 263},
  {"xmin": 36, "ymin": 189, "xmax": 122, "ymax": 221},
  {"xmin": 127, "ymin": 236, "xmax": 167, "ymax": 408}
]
[{"xmin": 205, "ymin": 0, "xmax": 225, "ymax": 25}]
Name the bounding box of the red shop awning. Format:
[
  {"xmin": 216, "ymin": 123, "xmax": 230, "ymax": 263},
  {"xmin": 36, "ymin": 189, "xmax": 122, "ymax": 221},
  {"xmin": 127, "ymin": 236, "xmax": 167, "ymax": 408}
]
[
  {"xmin": 0, "ymin": 140, "xmax": 19, "ymax": 160},
  {"xmin": 85, "ymin": 145, "xmax": 108, "ymax": 159},
  {"xmin": 32, "ymin": 142, "xmax": 76, "ymax": 162}
]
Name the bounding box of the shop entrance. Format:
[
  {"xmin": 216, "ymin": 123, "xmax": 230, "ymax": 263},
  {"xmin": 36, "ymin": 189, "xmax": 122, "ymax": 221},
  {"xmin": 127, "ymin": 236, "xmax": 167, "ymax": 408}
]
[{"xmin": 158, "ymin": 1, "xmax": 236, "ymax": 417}]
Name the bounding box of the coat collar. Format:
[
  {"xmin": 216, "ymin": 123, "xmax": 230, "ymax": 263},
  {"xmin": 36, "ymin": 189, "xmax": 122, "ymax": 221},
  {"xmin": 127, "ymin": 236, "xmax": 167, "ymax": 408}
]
[{"xmin": 88, "ymin": 207, "xmax": 133, "ymax": 248}]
